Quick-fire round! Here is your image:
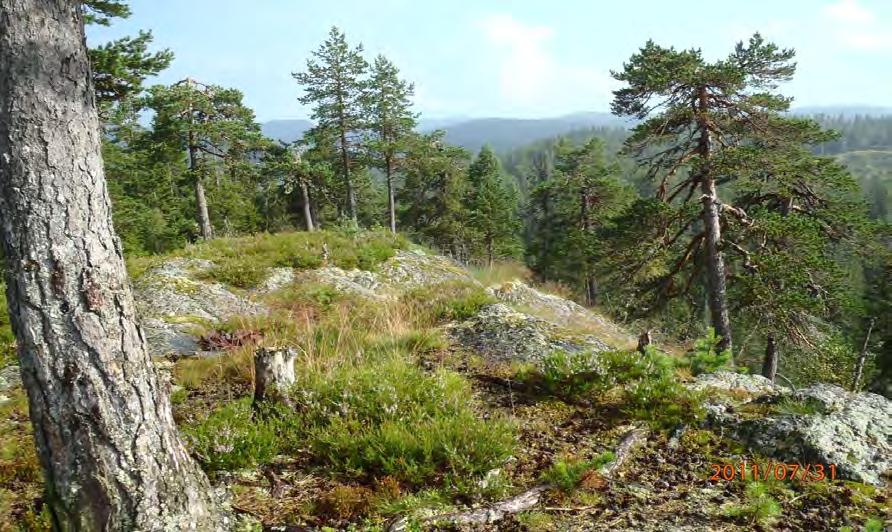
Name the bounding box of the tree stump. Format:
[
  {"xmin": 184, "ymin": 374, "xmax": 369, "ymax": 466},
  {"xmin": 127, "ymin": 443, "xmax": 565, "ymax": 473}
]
[
  {"xmin": 761, "ymin": 334, "xmax": 778, "ymax": 383},
  {"xmin": 253, "ymin": 347, "xmax": 297, "ymax": 411}
]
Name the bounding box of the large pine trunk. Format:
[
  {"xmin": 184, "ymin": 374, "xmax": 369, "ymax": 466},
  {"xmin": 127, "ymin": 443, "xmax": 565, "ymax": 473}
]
[
  {"xmin": 189, "ymin": 140, "xmax": 214, "ymax": 240},
  {"xmin": 701, "ymin": 177, "xmax": 733, "ymax": 352},
  {"xmin": 339, "ymin": 129, "xmax": 357, "ymax": 221},
  {"xmin": 300, "ymin": 180, "xmax": 315, "ymax": 232},
  {"xmin": 696, "ymin": 86, "xmax": 733, "ymax": 353},
  {"xmin": 386, "ymin": 157, "xmax": 396, "ymax": 234},
  {"xmin": 0, "ymin": 1, "xmax": 222, "ymax": 528}
]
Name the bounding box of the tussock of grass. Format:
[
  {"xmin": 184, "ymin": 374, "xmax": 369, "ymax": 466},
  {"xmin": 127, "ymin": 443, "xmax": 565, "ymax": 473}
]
[
  {"xmin": 401, "ymin": 281, "xmax": 494, "ymax": 326},
  {"xmin": 181, "ymin": 280, "xmax": 515, "ymax": 488},
  {"xmin": 0, "ymin": 391, "xmax": 50, "ymax": 528},
  {"xmin": 0, "ymin": 285, "xmax": 16, "ymax": 368},
  {"xmin": 469, "ymin": 261, "xmax": 532, "ymax": 286}
]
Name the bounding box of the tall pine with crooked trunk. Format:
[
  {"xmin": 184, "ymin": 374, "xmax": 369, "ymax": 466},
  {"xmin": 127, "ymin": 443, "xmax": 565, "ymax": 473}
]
[
  {"xmin": 0, "ymin": 1, "xmax": 223, "ymax": 528},
  {"xmin": 611, "ymin": 34, "xmax": 800, "ymax": 354}
]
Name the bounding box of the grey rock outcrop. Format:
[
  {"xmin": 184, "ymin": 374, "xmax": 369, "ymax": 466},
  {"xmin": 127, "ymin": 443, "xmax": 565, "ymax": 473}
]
[
  {"xmin": 134, "ymin": 259, "xmax": 265, "ymax": 355},
  {"xmin": 698, "ymin": 375, "xmax": 891, "ymax": 486},
  {"xmin": 377, "ymin": 249, "xmax": 477, "ymax": 290},
  {"xmin": 446, "ymin": 303, "xmax": 610, "ymax": 364}
]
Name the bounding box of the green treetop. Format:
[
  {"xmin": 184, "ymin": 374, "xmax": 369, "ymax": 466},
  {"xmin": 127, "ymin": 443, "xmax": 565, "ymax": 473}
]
[
  {"xmin": 365, "ymin": 55, "xmax": 417, "ymax": 233},
  {"xmin": 293, "ymin": 27, "xmax": 369, "ymax": 222}
]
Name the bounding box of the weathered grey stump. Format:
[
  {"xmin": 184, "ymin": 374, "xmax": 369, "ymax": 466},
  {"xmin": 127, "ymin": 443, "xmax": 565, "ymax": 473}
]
[{"xmin": 253, "ymin": 347, "xmax": 297, "ymax": 411}]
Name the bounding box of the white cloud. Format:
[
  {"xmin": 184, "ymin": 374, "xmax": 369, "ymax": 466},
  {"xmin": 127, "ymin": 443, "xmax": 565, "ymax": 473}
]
[
  {"xmin": 477, "ymin": 14, "xmax": 615, "ymax": 113},
  {"xmin": 823, "ymin": 0, "xmax": 874, "ymax": 24},
  {"xmin": 822, "ymin": 0, "xmax": 892, "ymax": 51}
]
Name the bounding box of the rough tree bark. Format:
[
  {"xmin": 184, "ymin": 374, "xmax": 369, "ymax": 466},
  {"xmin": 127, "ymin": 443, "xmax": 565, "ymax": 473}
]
[
  {"xmin": 696, "ymin": 85, "xmax": 733, "ymax": 353},
  {"xmin": 0, "ymin": 1, "xmax": 223, "ymax": 528},
  {"xmin": 385, "ymin": 155, "xmax": 396, "ymax": 234},
  {"xmin": 761, "ymin": 334, "xmax": 778, "ymax": 383},
  {"xmin": 291, "ymin": 151, "xmax": 315, "ymax": 232},
  {"xmin": 300, "ymin": 180, "xmax": 315, "ymax": 232},
  {"xmin": 189, "ymin": 131, "xmax": 214, "ymax": 240},
  {"xmin": 253, "ymin": 347, "xmax": 297, "ymax": 410},
  {"xmin": 337, "ymin": 108, "xmax": 357, "ymax": 221}
]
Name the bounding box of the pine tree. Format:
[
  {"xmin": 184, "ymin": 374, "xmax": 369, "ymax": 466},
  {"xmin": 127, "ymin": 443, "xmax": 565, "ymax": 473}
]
[
  {"xmin": 610, "ymin": 34, "xmax": 875, "ymax": 362},
  {"xmin": 467, "ymin": 146, "xmax": 522, "ymax": 266},
  {"xmin": 365, "ymin": 55, "xmax": 417, "ymax": 233},
  {"xmin": 528, "ymin": 139, "xmax": 634, "ymax": 303},
  {"xmin": 0, "ymin": 1, "xmax": 222, "ymax": 526},
  {"xmin": 147, "ymin": 79, "xmax": 263, "ymax": 240},
  {"xmin": 293, "ymin": 27, "xmax": 368, "ymax": 222},
  {"xmin": 611, "ymin": 34, "xmax": 800, "ymax": 353}
]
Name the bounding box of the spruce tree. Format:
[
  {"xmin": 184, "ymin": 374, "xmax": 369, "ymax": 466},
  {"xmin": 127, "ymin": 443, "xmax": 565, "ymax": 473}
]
[
  {"xmin": 529, "ymin": 139, "xmax": 634, "ymax": 303},
  {"xmin": 293, "ymin": 27, "xmax": 368, "ymax": 222},
  {"xmin": 365, "ymin": 55, "xmax": 417, "ymax": 233},
  {"xmin": 399, "ymin": 132, "xmax": 472, "ymax": 258},
  {"xmin": 467, "ymin": 146, "xmax": 522, "ymax": 266}
]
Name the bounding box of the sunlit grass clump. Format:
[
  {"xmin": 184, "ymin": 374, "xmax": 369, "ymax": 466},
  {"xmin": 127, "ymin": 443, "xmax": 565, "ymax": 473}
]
[
  {"xmin": 126, "ymin": 229, "xmax": 409, "ymax": 287},
  {"xmin": 179, "ymin": 281, "xmax": 515, "ymax": 487}
]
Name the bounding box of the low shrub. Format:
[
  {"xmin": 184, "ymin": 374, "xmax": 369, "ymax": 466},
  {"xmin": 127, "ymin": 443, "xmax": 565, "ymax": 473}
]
[
  {"xmin": 725, "ymin": 481, "xmax": 786, "ymax": 527},
  {"xmin": 517, "ymin": 350, "xmax": 605, "ymax": 399},
  {"xmin": 540, "ymin": 452, "xmax": 615, "ymax": 492},
  {"xmin": 182, "ymin": 398, "xmax": 302, "ymax": 472}
]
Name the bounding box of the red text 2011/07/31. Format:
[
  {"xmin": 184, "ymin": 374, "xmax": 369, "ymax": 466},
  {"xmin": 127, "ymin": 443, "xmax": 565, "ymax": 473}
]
[{"xmin": 709, "ymin": 462, "xmax": 838, "ymax": 482}]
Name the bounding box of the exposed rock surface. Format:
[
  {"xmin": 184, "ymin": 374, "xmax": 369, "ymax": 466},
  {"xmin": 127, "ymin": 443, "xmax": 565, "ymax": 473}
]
[
  {"xmin": 255, "ymin": 267, "xmax": 295, "ymax": 295},
  {"xmin": 0, "ymin": 364, "xmax": 21, "ymax": 404},
  {"xmin": 691, "ymin": 371, "xmax": 789, "ymax": 396},
  {"xmin": 446, "ymin": 303, "xmax": 610, "ymax": 364},
  {"xmin": 298, "ymin": 266, "xmax": 392, "ymax": 300},
  {"xmin": 698, "ymin": 374, "xmax": 891, "ymax": 486},
  {"xmin": 377, "ymin": 249, "xmax": 477, "ymax": 290},
  {"xmin": 295, "ymin": 249, "xmax": 477, "ymax": 301},
  {"xmin": 486, "ymin": 280, "xmax": 634, "ymax": 346},
  {"xmin": 134, "ymin": 259, "xmax": 265, "ymax": 355}
]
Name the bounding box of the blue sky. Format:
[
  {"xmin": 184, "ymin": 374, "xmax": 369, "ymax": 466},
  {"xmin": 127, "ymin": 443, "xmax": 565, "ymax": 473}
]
[{"xmin": 86, "ymin": 0, "xmax": 892, "ymax": 122}]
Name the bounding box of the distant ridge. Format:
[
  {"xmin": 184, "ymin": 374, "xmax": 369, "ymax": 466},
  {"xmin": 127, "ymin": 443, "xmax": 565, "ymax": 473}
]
[{"xmin": 260, "ymin": 106, "xmax": 892, "ymax": 152}]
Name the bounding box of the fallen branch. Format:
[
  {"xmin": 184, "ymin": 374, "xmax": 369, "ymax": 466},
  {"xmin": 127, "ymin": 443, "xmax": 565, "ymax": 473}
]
[
  {"xmin": 387, "ymin": 485, "xmax": 549, "ymax": 531},
  {"xmin": 387, "ymin": 426, "xmax": 649, "ymax": 530},
  {"xmin": 601, "ymin": 425, "xmax": 649, "ymax": 479}
]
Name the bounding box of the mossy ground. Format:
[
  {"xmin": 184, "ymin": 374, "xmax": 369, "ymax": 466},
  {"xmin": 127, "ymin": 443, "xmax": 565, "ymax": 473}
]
[{"xmin": 0, "ymin": 232, "xmax": 888, "ymax": 530}]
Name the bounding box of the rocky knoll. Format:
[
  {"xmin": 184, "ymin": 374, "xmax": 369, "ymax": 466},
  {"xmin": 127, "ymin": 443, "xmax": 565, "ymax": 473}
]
[
  {"xmin": 134, "ymin": 259, "xmax": 266, "ymax": 355},
  {"xmin": 694, "ymin": 372, "xmax": 891, "ymax": 486}
]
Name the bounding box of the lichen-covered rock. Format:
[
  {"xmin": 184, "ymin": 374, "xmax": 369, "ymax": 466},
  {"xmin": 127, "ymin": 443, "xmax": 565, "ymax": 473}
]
[
  {"xmin": 690, "ymin": 371, "xmax": 789, "ymax": 396},
  {"xmin": 446, "ymin": 303, "xmax": 609, "ymax": 364},
  {"xmin": 255, "ymin": 267, "xmax": 295, "ymax": 295},
  {"xmin": 703, "ymin": 381, "xmax": 892, "ymax": 486},
  {"xmin": 0, "ymin": 365, "xmax": 22, "ymax": 405},
  {"xmin": 486, "ymin": 280, "xmax": 635, "ymax": 346},
  {"xmin": 134, "ymin": 259, "xmax": 266, "ymax": 355},
  {"xmin": 486, "ymin": 280, "xmax": 589, "ymax": 324},
  {"xmin": 377, "ymin": 249, "xmax": 478, "ymax": 290},
  {"xmin": 299, "ymin": 266, "xmax": 393, "ymax": 300}
]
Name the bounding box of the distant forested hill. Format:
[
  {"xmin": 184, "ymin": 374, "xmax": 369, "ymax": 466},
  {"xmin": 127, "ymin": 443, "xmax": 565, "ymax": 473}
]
[
  {"xmin": 261, "ymin": 112, "xmax": 629, "ymax": 151},
  {"xmin": 498, "ymin": 114, "xmax": 892, "ymax": 222}
]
